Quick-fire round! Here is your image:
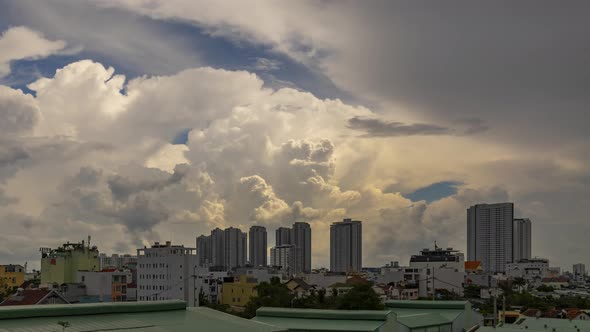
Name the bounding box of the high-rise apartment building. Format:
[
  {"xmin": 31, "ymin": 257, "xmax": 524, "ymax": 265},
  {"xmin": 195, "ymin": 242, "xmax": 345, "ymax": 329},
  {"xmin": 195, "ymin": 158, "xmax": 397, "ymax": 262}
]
[
  {"xmin": 210, "ymin": 228, "xmax": 225, "ymax": 268},
  {"xmin": 573, "ymin": 263, "xmax": 586, "ymax": 281},
  {"xmin": 224, "ymin": 227, "xmax": 247, "ymax": 270},
  {"xmin": 330, "ymin": 219, "xmax": 362, "ymax": 273},
  {"xmin": 196, "ymin": 235, "xmax": 211, "ymax": 267},
  {"xmin": 136, "ymin": 242, "xmax": 199, "ymax": 306},
  {"xmin": 270, "ymin": 245, "xmax": 301, "ymax": 276},
  {"xmin": 467, "ymin": 203, "xmax": 514, "ymax": 273},
  {"xmin": 249, "ymin": 226, "xmax": 267, "ymax": 267},
  {"xmin": 292, "ymin": 222, "xmax": 312, "ymax": 273},
  {"xmin": 275, "ymin": 227, "xmax": 292, "ymax": 246},
  {"xmin": 513, "ymin": 218, "xmax": 532, "ymax": 262}
]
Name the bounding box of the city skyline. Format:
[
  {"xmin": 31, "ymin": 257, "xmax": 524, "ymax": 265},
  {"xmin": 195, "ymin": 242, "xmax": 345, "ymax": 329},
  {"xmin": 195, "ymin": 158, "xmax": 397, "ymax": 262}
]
[{"xmin": 1, "ymin": 1, "xmax": 589, "ymax": 270}]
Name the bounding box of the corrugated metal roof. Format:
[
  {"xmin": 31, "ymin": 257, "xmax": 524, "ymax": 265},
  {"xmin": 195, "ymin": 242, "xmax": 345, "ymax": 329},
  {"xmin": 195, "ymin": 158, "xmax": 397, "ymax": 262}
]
[
  {"xmin": 252, "ymin": 315, "xmax": 386, "ymax": 332},
  {"xmin": 396, "ymin": 313, "xmax": 452, "ymax": 328},
  {"xmin": 0, "ymin": 302, "xmax": 283, "ymax": 332},
  {"xmin": 385, "ymin": 307, "xmax": 463, "ymax": 322},
  {"xmin": 256, "ymin": 307, "xmax": 391, "ymax": 321},
  {"xmin": 385, "ymin": 300, "xmax": 468, "ymax": 309},
  {"xmin": 253, "ymin": 307, "xmax": 393, "ymax": 331}
]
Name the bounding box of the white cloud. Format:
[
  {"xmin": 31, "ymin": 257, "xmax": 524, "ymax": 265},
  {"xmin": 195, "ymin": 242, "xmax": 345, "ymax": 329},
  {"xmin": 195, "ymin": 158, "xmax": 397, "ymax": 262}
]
[
  {"xmin": 0, "ymin": 26, "xmax": 66, "ymax": 77},
  {"xmin": 0, "ymin": 58, "xmax": 588, "ymax": 270}
]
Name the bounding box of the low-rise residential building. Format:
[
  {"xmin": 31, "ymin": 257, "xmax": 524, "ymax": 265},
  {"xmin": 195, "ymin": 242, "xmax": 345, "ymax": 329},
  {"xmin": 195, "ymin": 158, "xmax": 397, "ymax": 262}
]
[
  {"xmin": 137, "ymin": 241, "xmax": 199, "ymax": 306},
  {"xmin": 40, "ymin": 240, "xmax": 100, "ymax": 285},
  {"xmin": 506, "ymin": 258, "xmax": 549, "ymax": 281},
  {"xmin": 98, "ymin": 253, "xmax": 137, "ymax": 269},
  {"xmin": 233, "ymin": 267, "xmax": 282, "ymax": 283},
  {"xmin": 220, "ymin": 275, "xmax": 257, "ymax": 308},
  {"xmin": 285, "ymin": 278, "xmax": 315, "ymax": 298},
  {"xmin": 77, "ymin": 269, "xmax": 133, "ymax": 302},
  {"xmin": 303, "ymin": 272, "xmax": 347, "ymax": 290},
  {"xmin": 541, "ymin": 277, "xmax": 569, "ymax": 289},
  {"xmin": 0, "ymin": 289, "xmax": 69, "ymax": 306},
  {"xmin": 0, "ymin": 265, "xmax": 25, "ymax": 294}
]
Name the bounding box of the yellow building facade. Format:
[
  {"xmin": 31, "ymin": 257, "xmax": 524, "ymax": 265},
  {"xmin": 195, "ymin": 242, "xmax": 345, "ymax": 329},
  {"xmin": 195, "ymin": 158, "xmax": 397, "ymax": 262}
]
[
  {"xmin": 41, "ymin": 241, "xmax": 100, "ymax": 285},
  {"xmin": 221, "ymin": 276, "xmax": 258, "ymax": 307},
  {"xmin": 0, "ymin": 265, "xmax": 25, "ymax": 293}
]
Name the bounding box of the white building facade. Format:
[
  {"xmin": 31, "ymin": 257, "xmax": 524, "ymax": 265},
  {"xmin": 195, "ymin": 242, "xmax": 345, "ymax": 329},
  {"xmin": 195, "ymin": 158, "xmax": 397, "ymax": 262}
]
[
  {"xmin": 467, "ymin": 203, "xmax": 514, "ymax": 273},
  {"xmin": 506, "ymin": 258, "xmax": 549, "ymax": 281},
  {"xmin": 137, "ymin": 242, "xmax": 199, "ymax": 306},
  {"xmin": 270, "ymin": 245, "xmax": 300, "ymax": 276}
]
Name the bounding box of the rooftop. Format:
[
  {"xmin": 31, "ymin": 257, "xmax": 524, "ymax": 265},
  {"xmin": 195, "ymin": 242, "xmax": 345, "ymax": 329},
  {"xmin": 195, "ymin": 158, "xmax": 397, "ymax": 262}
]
[
  {"xmin": 252, "ymin": 307, "xmax": 393, "ymax": 332},
  {"xmin": 0, "ymin": 301, "xmax": 282, "ymax": 332}
]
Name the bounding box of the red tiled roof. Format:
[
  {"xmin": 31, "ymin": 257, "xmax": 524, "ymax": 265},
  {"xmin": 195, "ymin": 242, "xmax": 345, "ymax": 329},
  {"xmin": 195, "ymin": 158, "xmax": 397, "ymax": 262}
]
[
  {"xmin": 566, "ymin": 308, "xmax": 586, "ymax": 320},
  {"xmin": 0, "ymin": 289, "xmax": 51, "ymax": 306},
  {"xmin": 522, "ymin": 309, "xmax": 540, "ymax": 317},
  {"xmin": 465, "ymin": 261, "xmax": 482, "ymax": 270}
]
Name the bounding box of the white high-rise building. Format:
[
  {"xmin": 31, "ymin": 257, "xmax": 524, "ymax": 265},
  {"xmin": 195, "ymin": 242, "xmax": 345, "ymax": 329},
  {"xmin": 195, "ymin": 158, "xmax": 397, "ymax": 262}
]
[
  {"xmin": 292, "ymin": 222, "xmax": 312, "ymax": 273},
  {"xmin": 513, "ymin": 218, "xmax": 532, "ymax": 262},
  {"xmin": 224, "ymin": 227, "xmax": 247, "ymax": 270},
  {"xmin": 249, "ymin": 226, "xmax": 267, "ymax": 267},
  {"xmin": 330, "ymin": 219, "xmax": 362, "ymax": 273},
  {"xmin": 467, "ymin": 203, "xmax": 514, "ymax": 273},
  {"xmin": 573, "ymin": 263, "xmax": 586, "ymax": 281},
  {"xmin": 137, "ymin": 242, "xmax": 199, "ymax": 306},
  {"xmin": 270, "ymin": 244, "xmax": 300, "ymax": 276}
]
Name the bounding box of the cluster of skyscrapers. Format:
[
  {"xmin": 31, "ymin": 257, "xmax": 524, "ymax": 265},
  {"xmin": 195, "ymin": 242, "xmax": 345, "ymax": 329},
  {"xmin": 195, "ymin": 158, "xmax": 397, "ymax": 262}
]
[
  {"xmin": 195, "ymin": 218, "xmax": 364, "ymax": 274},
  {"xmin": 467, "ymin": 202, "xmax": 533, "ymax": 273}
]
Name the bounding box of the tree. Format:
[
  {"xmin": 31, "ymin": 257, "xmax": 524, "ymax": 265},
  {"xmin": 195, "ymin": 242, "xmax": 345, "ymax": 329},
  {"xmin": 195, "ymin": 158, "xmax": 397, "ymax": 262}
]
[
  {"xmin": 513, "ymin": 278, "xmax": 527, "ymax": 293},
  {"xmin": 243, "ymin": 277, "xmax": 294, "ymax": 318},
  {"xmin": 336, "ymin": 284, "xmax": 384, "ymax": 310},
  {"xmin": 536, "ymin": 285, "xmax": 554, "ymax": 292}
]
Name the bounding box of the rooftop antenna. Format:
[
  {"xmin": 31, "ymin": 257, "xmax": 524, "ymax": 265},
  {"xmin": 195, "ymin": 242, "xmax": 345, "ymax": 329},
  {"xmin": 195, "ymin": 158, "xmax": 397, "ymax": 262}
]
[
  {"xmin": 434, "ymin": 240, "xmax": 438, "ymax": 250},
  {"xmin": 88, "ymin": 235, "xmax": 91, "ymax": 249}
]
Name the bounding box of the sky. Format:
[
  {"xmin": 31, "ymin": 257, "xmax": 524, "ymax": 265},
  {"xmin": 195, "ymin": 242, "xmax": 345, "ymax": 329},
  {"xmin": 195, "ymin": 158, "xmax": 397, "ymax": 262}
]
[{"xmin": 0, "ymin": 0, "xmax": 589, "ymax": 271}]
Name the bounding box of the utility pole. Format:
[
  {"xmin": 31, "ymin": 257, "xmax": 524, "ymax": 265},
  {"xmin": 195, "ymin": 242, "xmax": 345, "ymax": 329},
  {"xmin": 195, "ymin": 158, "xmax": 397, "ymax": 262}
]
[
  {"xmin": 493, "ymin": 289, "xmax": 498, "ymax": 327},
  {"xmin": 502, "ymin": 295, "xmax": 506, "ymax": 325},
  {"xmin": 431, "ymin": 266, "xmax": 435, "ymax": 301}
]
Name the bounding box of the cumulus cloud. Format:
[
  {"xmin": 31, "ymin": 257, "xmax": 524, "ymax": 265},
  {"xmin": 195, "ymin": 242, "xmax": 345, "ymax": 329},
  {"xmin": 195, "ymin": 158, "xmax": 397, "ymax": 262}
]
[
  {"xmin": 0, "ymin": 26, "xmax": 67, "ymax": 77},
  {"xmin": 0, "ymin": 57, "xmax": 588, "ymax": 269}
]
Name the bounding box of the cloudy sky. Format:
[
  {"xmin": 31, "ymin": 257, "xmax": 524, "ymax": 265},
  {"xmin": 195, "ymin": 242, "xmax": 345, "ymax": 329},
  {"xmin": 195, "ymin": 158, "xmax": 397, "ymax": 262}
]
[{"xmin": 0, "ymin": 0, "xmax": 588, "ymax": 270}]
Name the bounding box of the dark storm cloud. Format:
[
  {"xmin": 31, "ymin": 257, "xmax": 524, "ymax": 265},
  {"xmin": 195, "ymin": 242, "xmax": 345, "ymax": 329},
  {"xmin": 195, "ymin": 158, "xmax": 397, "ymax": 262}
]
[
  {"xmin": 347, "ymin": 116, "xmax": 452, "ymax": 137},
  {"xmin": 331, "ymin": 1, "xmax": 590, "ymax": 146}
]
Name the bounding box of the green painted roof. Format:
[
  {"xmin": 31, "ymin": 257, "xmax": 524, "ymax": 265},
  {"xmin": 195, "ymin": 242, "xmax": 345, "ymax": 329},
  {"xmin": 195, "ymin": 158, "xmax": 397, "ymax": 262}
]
[
  {"xmin": 396, "ymin": 313, "xmax": 452, "ymax": 328},
  {"xmin": 478, "ymin": 317, "xmax": 590, "ymax": 332},
  {"xmin": 253, "ymin": 307, "xmax": 393, "ymax": 331},
  {"xmin": 0, "ymin": 301, "xmax": 283, "ymax": 332},
  {"xmin": 256, "ymin": 307, "xmax": 391, "ymax": 321},
  {"xmin": 385, "ymin": 300, "xmax": 468, "ymax": 310},
  {"xmin": 252, "ymin": 315, "xmax": 386, "ymax": 332},
  {"xmin": 385, "ymin": 307, "xmax": 463, "ymax": 322}
]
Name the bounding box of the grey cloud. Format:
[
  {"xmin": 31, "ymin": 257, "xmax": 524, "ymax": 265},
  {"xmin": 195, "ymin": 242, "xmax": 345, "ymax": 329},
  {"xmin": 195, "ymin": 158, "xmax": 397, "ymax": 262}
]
[
  {"xmin": 107, "ymin": 164, "xmax": 189, "ymax": 201},
  {"xmin": 348, "ymin": 116, "xmax": 452, "ymax": 137}
]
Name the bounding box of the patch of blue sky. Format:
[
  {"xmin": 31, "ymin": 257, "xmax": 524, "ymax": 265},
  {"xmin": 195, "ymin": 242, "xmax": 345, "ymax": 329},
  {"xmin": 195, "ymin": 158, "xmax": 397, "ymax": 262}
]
[
  {"xmin": 0, "ymin": 0, "xmax": 355, "ymax": 104},
  {"xmin": 405, "ymin": 181, "xmax": 463, "ymax": 203}
]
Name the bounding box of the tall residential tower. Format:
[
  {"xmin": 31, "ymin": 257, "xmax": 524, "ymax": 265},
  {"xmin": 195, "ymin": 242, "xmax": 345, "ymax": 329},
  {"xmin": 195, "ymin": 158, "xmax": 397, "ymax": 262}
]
[
  {"xmin": 467, "ymin": 203, "xmax": 514, "ymax": 273},
  {"xmin": 513, "ymin": 218, "xmax": 532, "ymax": 262},
  {"xmin": 249, "ymin": 226, "xmax": 267, "ymax": 267},
  {"xmin": 330, "ymin": 219, "xmax": 362, "ymax": 273}
]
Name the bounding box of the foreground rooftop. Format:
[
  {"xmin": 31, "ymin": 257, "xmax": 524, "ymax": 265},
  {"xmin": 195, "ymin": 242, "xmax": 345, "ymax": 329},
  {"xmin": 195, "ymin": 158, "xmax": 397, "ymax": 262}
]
[{"xmin": 0, "ymin": 301, "xmax": 281, "ymax": 332}]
